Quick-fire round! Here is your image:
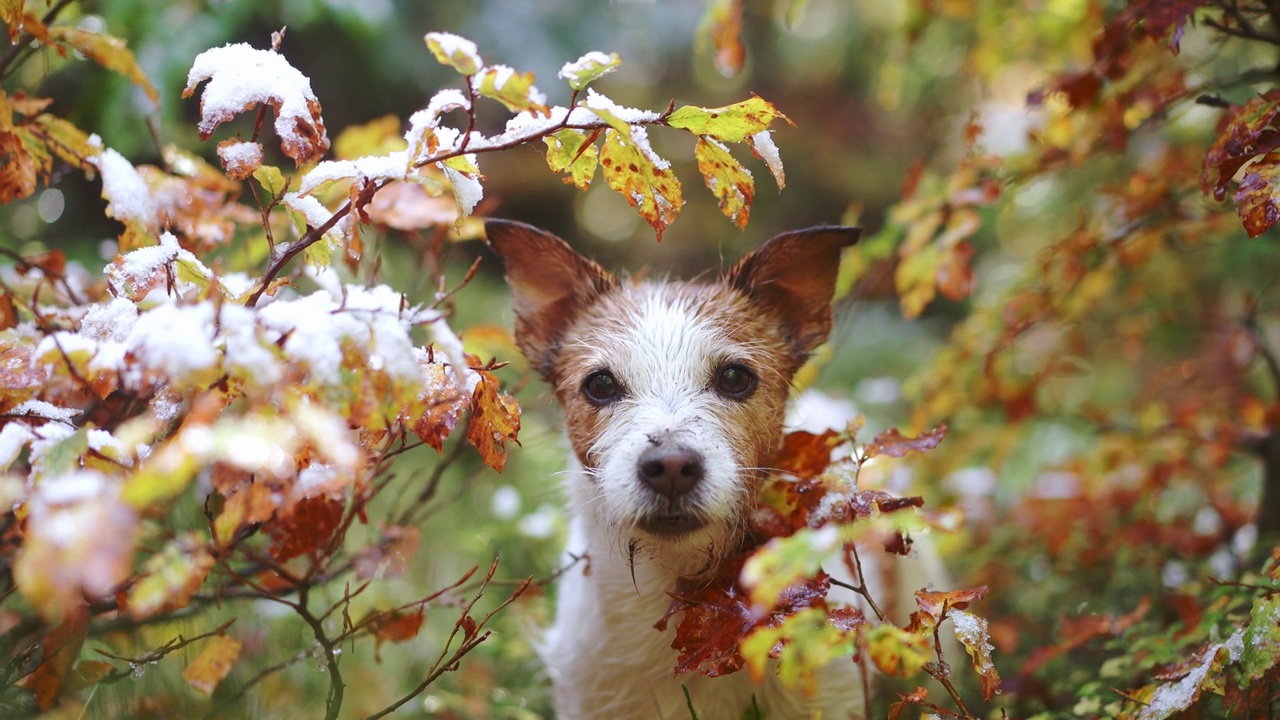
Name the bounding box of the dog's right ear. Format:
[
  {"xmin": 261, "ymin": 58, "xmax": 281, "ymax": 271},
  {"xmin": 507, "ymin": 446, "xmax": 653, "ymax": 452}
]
[{"xmin": 485, "ymin": 219, "xmax": 618, "ymax": 378}]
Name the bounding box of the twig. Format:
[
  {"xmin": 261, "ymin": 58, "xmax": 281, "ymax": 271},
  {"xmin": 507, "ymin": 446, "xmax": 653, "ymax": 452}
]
[{"xmin": 0, "ymin": 0, "xmax": 75, "ymax": 79}]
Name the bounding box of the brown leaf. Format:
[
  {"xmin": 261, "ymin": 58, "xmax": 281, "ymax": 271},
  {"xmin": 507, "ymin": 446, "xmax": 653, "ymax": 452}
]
[
  {"xmin": 24, "ymin": 605, "xmax": 88, "ymax": 710},
  {"xmin": 411, "ymin": 360, "xmax": 468, "ymax": 452},
  {"xmin": 1234, "ymin": 151, "xmax": 1280, "ymax": 237},
  {"xmin": 865, "ymin": 425, "xmax": 947, "ymax": 459},
  {"xmin": 914, "ymin": 585, "xmax": 988, "ymax": 623},
  {"xmin": 182, "ymin": 634, "xmax": 241, "ymax": 697},
  {"xmin": 936, "ymin": 241, "xmax": 975, "ymax": 301},
  {"xmin": 467, "ymin": 372, "xmax": 521, "ymax": 472},
  {"xmin": 267, "ymin": 495, "xmax": 345, "ymax": 562},
  {"xmin": 1202, "ymin": 90, "xmax": 1280, "ymax": 201},
  {"xmin": 0, "ymin": 131, "xmax": 38, "ymax": 202},
  {"xmin": 774, "ymin": 430, "xmax": 840, "ymax": 480},
  {"xmin": 369, "ymin": 608, "xmax": 425, "ymax": 659}
]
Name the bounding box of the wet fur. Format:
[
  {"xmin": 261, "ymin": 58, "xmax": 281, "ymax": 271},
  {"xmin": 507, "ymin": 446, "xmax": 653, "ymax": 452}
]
[{"xmin": 488, "ymin": 219, "xmax": 864, "ymax": 719}]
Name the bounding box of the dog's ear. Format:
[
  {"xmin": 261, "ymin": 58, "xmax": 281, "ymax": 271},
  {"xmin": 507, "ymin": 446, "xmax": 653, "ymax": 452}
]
[
  {"xmin": 726, "ymin": 226, "xmax": 860, "ymax": 367},
  {"xmin": 486, "ymin": 219, "xmax": 618, "ymax": 378}
]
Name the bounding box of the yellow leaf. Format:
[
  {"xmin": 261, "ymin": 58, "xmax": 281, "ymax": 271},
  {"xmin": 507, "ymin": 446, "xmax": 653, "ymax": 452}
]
[
  {"xmin": 866, "ymin": 623, "xmax": 932, "ymax": 677},
  {"xmin": 48, "ymin": 27, "xmax": 158, "ymax": 103},
  {"xmin": 424, "ymin": 32, "xmax": 482, "ymax": 75},
  {"xmin": 544, "ymin": 128, "xmax": 599, "ymax": 190},
  {"xmin": 668, "ymin": 96, "xmax": 788, "ymax": 143},
  {"xmin": 183, "ymin": 634, "xmax": 242, "ymax": 697},
  {"xmin": 599, "ymin": 127, "xmax": 682, "ymax": 240},
  {"xmin": 333, "ymin": 114, "xmax": 404, "ymax": 160},
  {"xmin": 475, "ymin": 65, "xmax": 549, "ymax": 116},
  {"xmin": 694, "ymin": 137, "xmax": 754, "ymax": 228}
]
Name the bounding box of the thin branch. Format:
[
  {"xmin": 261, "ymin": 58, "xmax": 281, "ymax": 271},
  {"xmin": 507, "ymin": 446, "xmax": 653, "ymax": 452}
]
[{"xmin": 0, "ymin": 0, "xmax": 75, "ymax": 79}]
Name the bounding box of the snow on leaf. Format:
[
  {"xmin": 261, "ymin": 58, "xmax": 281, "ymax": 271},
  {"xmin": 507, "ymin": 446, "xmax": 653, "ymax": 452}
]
[
  {"xmin": 914, "ymin": 585, "xmax": 988, "ymax": 622},
  {"xmin": 950, "ymin": 609, "xmax": 1002, "ymax": 700},
  {"xmin": 90, "ymin": 147, "xmax": 158, "ymax": 229},
  {"xmin": 474, "ymin": 65, "xmax": 549, "ymax": 116},
  {"xmin": 747, "ymin": 130, "xmax": 785, "ymax": 189},
  {"xmin": 544, "ymin": 128, "xmax": 599, "ymax": 190},
  {"xmin": 1133, "ymin": 631, "xmax": 1244, "ymax": 720},
  {"xmin": 668, "ymin": 96, "xmax": 788, "ymax": 143},
  {"xmin": 1234, "ymin": 151, "xmax": 1280, "ymax": 237},
  {"xmin": 182, "ymin": 634, "xmax": 241, "ymax": 697},
  {"xmin": 1241, "ymin": 593, "xmax": 1280, "ymax": 681},
  {"xmin": 183, "ymin": 43, "xmax": 330, "ymax": 165},
  {"xmin": 47, "ymin": 26, "xmax": 158, "ymax": 103},
  {"xmin": 599, "ymin": 127, "xmax": 682, "ymax": 240},
  {"xmin": 216, "ymin": 139, "xmax": 263, "ymax": 180},
  {"xmin": 467, "ymin": 372, "xmax": 520, "ymax": 472},
  {"xmin": 581, "ymin": 88, "xmax": 662, "ymax": 132},
  {"xmin": 558, "ymin": 51, "xmax": 621, "ymax": 90},
  {"xmin": 424, "ymin": 32, "xmax": 482, "ymax": 75},
  {"xmin": 694, "ymin": 137, "xmax": 754, "ymax": 229},
  {"xmin": 408, "ymin": 358, "xmax": 468, "ymax": 452},
  {"xmin": 865, "ymin": 425, "xmax": 947, "ymax": 459},
  {"xmin": 441, "ymin": 164, "xmax": 483, "ymax": 224}
]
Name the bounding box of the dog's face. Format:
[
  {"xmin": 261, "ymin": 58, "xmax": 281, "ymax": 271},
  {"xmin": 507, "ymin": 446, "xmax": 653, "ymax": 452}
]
[{"xmin": 487, "ymin": 220, "xmax": 859, "ymax": 573}]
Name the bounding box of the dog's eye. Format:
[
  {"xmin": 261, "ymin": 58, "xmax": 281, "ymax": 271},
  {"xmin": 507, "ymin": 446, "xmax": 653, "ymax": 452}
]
[
  {"xmin": 582, "ymin": 370, "xmax": 621, "ymax": 404},
  {"xmin": 715, "ymin": 364, "xmax": 757, "ymax": 400}
]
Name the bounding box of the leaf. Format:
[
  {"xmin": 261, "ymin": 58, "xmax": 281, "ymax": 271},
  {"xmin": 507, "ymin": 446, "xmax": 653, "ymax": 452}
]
[
  {"xmin": 1234, "ymin": 151, "xmax": 1280, "ymax": 237},
  {"xmin": 747, "ymin": 130, "xmax": 785, "ymax": 189},
  {"xmin": 774, "ymin": 429, "xmax": 840, "ymax": 480},
  {"xmin": 424, "ymin": 32, "xmax": 482, "ymax": 75},
  {"xmin": 467, "ymin": 372, "xmax": 521, "ymax": 472},
  {"xmin": 253, "ymin": 164, "xmax": 287, "ymax": 198},
  {"xmin": 1201, "ymin": 89, "xmax": 1280, "ymax": 201},
  {"xmin": 950, "ymin": 609, "xmax": 1002, "ymax": 700},
  {"xmin": 668, "ymin": 97, "xmax": 787, "ymax": 143},
  {"xmin": 475, "ymin": 65, "xmax": 549, "ymax": 116},
  {"xmin": 913, "ymin": 585, "xmax": 988, "ymax": 622},
  {"xmin": 558, "ymin": 51, "xmax": 621, "ymax": 90},
  {"xmin": 936, "ymin": 240, "xmax": 976, "ymax": 301},
  {"xmin": 740, "ymin": 528, "xmax": 841, "ymax": 609},
  {"xmin": 1117, "ymin": 0, "xmax": 1208, "ymax": 54},
  {"xmin": 697, "ymin": 0, "xmax": 746, "ymax": 77},
  {"xmin": 125, "ymin": 534, "xmax": 215, "ymax": 620},
  {"xmin": 47, "ymin": 27, "xmax": 159, "ymax": 103},
  {"xmin": 694, "ymin": 137, "xmax": 754, "ymax": 228},
  {"xmin": 1242, "ymin": 593, "xmax": 1280, "ymax": 681},
  {"xmin": 866, "ymin": 622, "xmax": 932, "ymax": 677},
  {"xmin": 544, "ymin": 128, "xmax": 599, "ymax": 190},
  {"xmin": 599, "ymin": 127, "xmax": 683, "ymax": 240},
  {"xmin": 182, "ymin": 634, "xmax": 241, "ymax": 697},
  {"xmin": 24, "ymin": 605, "xmax": 88, "ymax": 710},
  {"xmin": 409, "ymin": 360, "xmax": 468, "ymax": 452},
  {"xmin": 865, "ymin": 425, "xmax": 947, "ymax": 459},
  {"xmin": 739, "ymin": 607, "xmax": 857, "ymax": 693},
  {"xmin": 213, "ymin": 481, "xmax": 277, "ymax": 547},
  {"xmin": 370, "ymin": 609, "xmax": 425, "ymax": 659},
  {"xmin": 267, "ymin": 495, "xmax": 346, "ymax": 562},
  {"xmin": 0, "ymin": 131, "xmax": 38, "ymax": 202}
]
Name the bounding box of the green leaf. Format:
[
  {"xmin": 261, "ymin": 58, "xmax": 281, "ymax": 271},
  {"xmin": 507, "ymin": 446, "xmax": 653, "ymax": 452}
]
[
  {"xmin": 694, "ymin": 137, "xmax": 754, "ymax": 228},
  {"xmin": 544, "ymin": 128, "xmax": 599, "ymax": 190},
  {"xmin": 423, "ymin": 32, "xmax": 482, "ymax": 75},
  {"xmin": 558, "ymin": 51, "xmax": 621, "ymax": 91},
  {"xmin": 1242, "ymin": 594, "xmax": 1280, "ymax": 681},
  {"xmin": 475, "ymin": 66, "xmax": 549, "ymax": 115},
  {"xmin": 599, "ymin": 127, "xmax": 682, "ymax": 240},
  {"xmin": 740, "ymin": 527, "xmax": 840, "ymax": 608},
  {"xmin": 253, "ymin": 164, "xmax": 287, "ymax": 198},
  {"xmin": 668, "ymin": 96, "xmax": 787, "ymax": 143}
]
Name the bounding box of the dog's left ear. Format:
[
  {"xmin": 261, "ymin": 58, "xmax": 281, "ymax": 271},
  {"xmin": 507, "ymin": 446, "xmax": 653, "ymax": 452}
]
[{"xmin": 726, "ymin": 226, "xmax": 861, "ymax": 366}]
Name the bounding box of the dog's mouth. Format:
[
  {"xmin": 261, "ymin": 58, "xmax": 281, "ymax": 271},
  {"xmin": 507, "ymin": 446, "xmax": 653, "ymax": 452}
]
[{"xmin": 636, "ymin": 511, "xmax": 709, "ymax": 537}]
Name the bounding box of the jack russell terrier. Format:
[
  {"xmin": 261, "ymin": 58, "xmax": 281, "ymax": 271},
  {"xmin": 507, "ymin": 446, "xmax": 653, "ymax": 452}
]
[{"xmin": 488, "ymin": 218, "xmax": 883, "ymax": 719}]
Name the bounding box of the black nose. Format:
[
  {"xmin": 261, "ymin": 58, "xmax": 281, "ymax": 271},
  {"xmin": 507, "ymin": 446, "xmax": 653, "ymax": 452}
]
[{"xmin": 637, "ymin": 442, "xmax": 704, "ymax": 499}]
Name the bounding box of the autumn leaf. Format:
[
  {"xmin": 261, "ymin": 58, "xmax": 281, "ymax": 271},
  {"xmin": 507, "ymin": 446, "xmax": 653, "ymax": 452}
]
[
  {"xmin": 424, "ymin": 31, "xmax": 482, "ymax": 75},
  {"xmin": 544, "ymin": 128, "xmax": 599, "ymax": 190},
  {"xmin": 1202, "ymin": 89, "xmax": 1280, "ymax": 201},
  {"xmin": 183, "ymin": 634, "xmax": 242, "ymax": 697},
  {"xmin": 409, "ymin": 360, "xmax": 468, "ymax": 452},
  {"xmin": 24, "ymin": 605, "xmax": 88, "ymax": 710},
  {"xmin": 369, "ymin": 608, "xmax": 426, "ymax": 660},
  {"xmin": 1234, "ymin": 151, "xmax": 1280, "ymax": 237},
  {"xmin": 913, "ymin": 585, "xmax": 988, "ymax": 622},
  {"xmin": 694, "ymin": 137, "xmax": 754, "ymax": 228},
  {"xmin": 697, "ymin": 0, "xmax": 746, "ymax": 77},
  {"xmin": 951, "ymin": 609, "xmax": 1002, "ymax": 700},
  {"xmin": 866, "ymin": 623, "xmax": 932, "ymax": 677},
  {"xmin": 475, "ymin": 65, "xmax": 549, "ymax": 116},
  {"xmin": 668, "ymin": 96, "xmax": 786, "ymax": 143},
  {"xmin": 125, "ymin": 534, "xmax": 215, "ymax": 620},
  {"xmin": 0, "ymin": 131, "xmax": 37, "ymax": 202},
  {"xmin": 213, "ymin": 481, "xmax": 277, "ymax": 547},
  {"xmin": 558, "ymin": 51, "xmax": 621, "ymax": 90},
  {"xmin": 599, "ymin": 127, "xmax": 683, "ymax": 240},
  {"xmin": 467, "ymin": 372, "xmax": 521, "ymax": 471},
  {"xmin": 774, "ymin": 429, "xmax": 840, "ymax": 480},
  {"xmin": 268, "ymin": 495, "xmax": 346, "ymax": 562},
  {"xmin": 865, "ymin": 425, "xmax": 947, "ymax": 459},
  {"xmin": 48, "ymin": 27, "xmax": 159, "ymax": 103}
]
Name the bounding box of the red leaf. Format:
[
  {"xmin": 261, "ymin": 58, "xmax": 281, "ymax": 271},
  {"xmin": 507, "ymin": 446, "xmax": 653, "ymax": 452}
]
[
  {"xmin": 1202, "ymin": 90, "xmax": 1280, "ymax": 201},
  {"xmin": 267, "ymin": 495, "xmax": 346, "ymax": 562},
  {"xmin": 774, "ymin": 430, "xmax": 840, "ymax": 479},
  {"xmin": 1118, "ymin": 0, "xmax": 1210, "ymax": 54},
  {"xmin": 1234, "ymin": 151, "xmax": 1280, "ymax": 237},
  {"xmin": 370, "ymin": 608, "xmax": 425, "ymax": 659},
  {"xmin": 865, "ymin": 426, "xmax": 947, "ymax": 459}
]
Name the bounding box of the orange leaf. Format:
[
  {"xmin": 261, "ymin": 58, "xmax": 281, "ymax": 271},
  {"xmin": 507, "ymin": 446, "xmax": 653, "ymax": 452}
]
[
  {"xmin": 24, "ymin": 605, "xmax": 88, "ymax": 710},
  {"xmin": 268, "ymin": 495, "xmax": 345, "ymax": 562},
  {"xmin": 467, "ymin": 373, "xmax": 521, "ymax": 472},
  {"xmin": 213, "ymin": 481, "xmax": 278, "ymax": 547},
  {"xmin": 370, "ymin": 608, "xmax": 425, "ymax": 658},
  {"xmin": 183, "ymin": 634, "xmax": 242, "ymax": 697},
  {"xmin": 410, "ymin": 360, "xmax": 468, "ymax": 452},
  {"xmin": 599, "ymin": 127, "xmax": 683, "ymax": 241},
  {"xmin": 774, "ymin": 430, "xmax": 840, "ymax": 480},
  {"xmin": 914, "ymin": 585, "xmax": 988, "ymax": 623}
]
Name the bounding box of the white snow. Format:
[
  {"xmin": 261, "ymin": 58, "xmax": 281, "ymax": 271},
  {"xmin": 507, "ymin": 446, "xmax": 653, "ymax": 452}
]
[
  {"xmin": 427, "ymin": 315, "xmax": 478, "ymax": 394},
  {"xmin": 749, "ymin": 131, "xmax": 785, "ymax": 189},
  {"xmin": 1137, "ymin": 629, "xmax": 1244, "ymax": 719},
  {"xmin": 79, "ymin": 298, "xmax": 138, "ymax": 343},
  {"xmin": 0, "ymin": 423, "xmax": 34, "ymax": 471},
  {"xmin": 558, "ymin": 51, "xmax": 619, "ymax": 85},
  {"xmin": 950, "ymin": 610, "xmax": 996, "ymax": 674},
  {"xmin": 582, "ymin": 88, "xmax": 662, "ymax": 128},
  {"xmin": 217, "ymin": 140, "xmax": 264, "ymax": 177},
  {"xmin": 12, "ymin": 400, "xmax": 80, "ymax": 423},
  {"xmin": 126, "ymin": 302, "xmax": 220, "ymax": 383},
  {"xmin": 185, "ymin": 43, "xmax": 328, "ymax": 160},
  {"xmin": 91, "ymin": 147, "xmax": 157, "ymax": 227},
  {"xmin": 424, "ymin": 32, "xmax": 482, "ymax": 74},
  {"xmin": 442, "ymin": 165, "xmax": 483, "ymax": 219},
  {"xmin": 107, "ymin": 232, "xmax": 212, "ymax": 300}
]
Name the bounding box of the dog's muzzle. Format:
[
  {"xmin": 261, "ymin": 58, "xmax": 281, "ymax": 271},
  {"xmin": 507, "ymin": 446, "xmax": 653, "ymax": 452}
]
[{"xmin": 634, "ymin": 436, "xmax": 709, "ymax": 536}]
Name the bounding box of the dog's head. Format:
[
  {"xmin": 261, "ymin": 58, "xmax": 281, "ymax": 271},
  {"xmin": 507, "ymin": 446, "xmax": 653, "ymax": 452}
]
[{"xmin": 487, "ymin": 219, "xmax": 859, "ymax": 573}]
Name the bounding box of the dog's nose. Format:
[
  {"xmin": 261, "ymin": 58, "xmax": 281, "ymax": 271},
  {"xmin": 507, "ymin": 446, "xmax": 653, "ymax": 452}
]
[{"xmin": 637, "ymin": 443, "xmax": 704, "ymax": 498}]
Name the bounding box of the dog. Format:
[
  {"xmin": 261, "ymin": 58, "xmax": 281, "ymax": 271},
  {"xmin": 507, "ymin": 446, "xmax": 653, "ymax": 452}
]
[{"xmin": 487, "ymin": 218, "xmax": 870, "ymax": 719}]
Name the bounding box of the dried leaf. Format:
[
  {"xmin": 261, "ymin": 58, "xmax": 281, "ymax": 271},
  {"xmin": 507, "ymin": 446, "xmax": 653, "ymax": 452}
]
[
  {"xmin": 370, "ymin": 608, "xmax": 425, "ymax": 659},
  {"xmin": 1202, "ymin": 89, "xmax": 1280, "ymax": 201},
  {"xmin": 913, "ymin": 585, "xmax": 988, "ymax": 622},
  {"xmin": 1234, "ymin": 151, "xmax": 1280, "ymax": 237},
  {"xmin": 467, "ymin": 372, "xmax": 521, "ymax": 472},
  {"xmin": 267, "ymin": 495, "xmax": 346, "ymax": 562},
  {"xmin": 950, "ymin": 609, "xmax": 1002, "ymax": 700},
  {"xmin": 183, "ymin": 634, "xmax": 241, "ymax": 697},
  {"xmin": 48, "ymin": 27, "xmax": 159, "ymax": 103},
  {"xmin": 774, "ymin": 429, "xmax": 840, "ymax": 480},
  {"xmin": 694, "ymin": 137, "xmax": 754, "ymax": 228},
  {"xmin": 865, "ymin": 425, "xmax": 947, "ymax": 459}
]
